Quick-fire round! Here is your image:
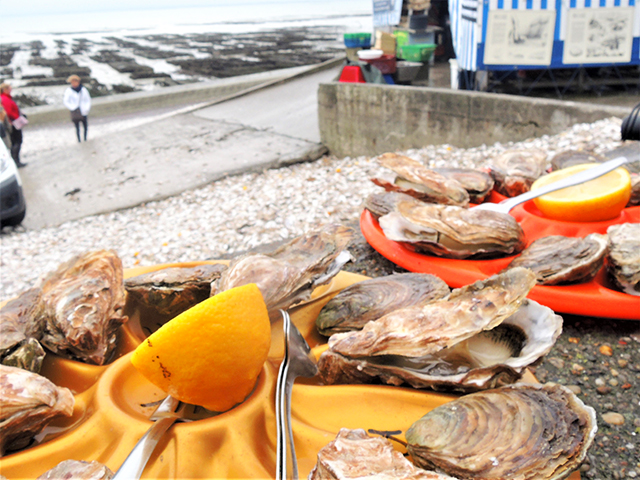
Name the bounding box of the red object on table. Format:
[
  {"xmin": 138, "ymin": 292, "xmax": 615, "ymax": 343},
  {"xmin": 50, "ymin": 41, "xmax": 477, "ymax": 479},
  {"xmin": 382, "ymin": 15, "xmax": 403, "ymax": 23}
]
[
  {"xmin": 359, "ymin": 194, "xmax": 640, "ymax": 321},
  {"xmin": 361, "ymin": 54, "xmax": 397, "ymax": 74},
  {"xmin": 338, "ymin": 65, "xmax": 366, "ymax": 83}
]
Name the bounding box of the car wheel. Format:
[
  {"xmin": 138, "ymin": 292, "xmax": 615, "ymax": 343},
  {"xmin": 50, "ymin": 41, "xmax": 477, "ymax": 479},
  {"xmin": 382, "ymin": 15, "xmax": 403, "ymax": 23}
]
[{"xmin": 1, "ymin": 208, "xmax": 26, "ymax": 227}]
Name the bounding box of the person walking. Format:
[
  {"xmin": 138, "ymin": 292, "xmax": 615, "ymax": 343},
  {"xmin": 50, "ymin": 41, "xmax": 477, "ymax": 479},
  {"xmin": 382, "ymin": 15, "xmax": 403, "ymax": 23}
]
[
  {"xmin": 0, "ymin": 106, "xmax": 12, "ymax": 151},
  {"xmin": 0, "ymin": 83, "xmax": 27, "ymax": 168},
  {"xmin": 63, "ymin": 75, "xmax": 91, "ymax": 142}
]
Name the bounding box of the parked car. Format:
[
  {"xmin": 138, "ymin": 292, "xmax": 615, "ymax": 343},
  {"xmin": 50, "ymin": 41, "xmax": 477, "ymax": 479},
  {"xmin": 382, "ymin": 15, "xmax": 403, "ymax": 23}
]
[{"xmin": 0, "ymin": 144, "xmax": 26, "ymax": 227}]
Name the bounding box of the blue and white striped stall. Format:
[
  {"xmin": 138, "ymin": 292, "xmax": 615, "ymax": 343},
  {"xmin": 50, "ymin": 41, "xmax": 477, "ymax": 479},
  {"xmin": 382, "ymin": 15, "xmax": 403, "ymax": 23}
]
[{"xmin": 449, "ymin": 0, "xmax": 640, "ymax": 72}]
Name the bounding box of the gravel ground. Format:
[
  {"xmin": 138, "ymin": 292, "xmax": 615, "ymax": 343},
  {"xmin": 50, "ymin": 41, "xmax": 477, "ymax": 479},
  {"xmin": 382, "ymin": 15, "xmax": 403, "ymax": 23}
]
[{"xmin": 1, "ymin": 116, "xmax": 639, "ymax": 478}]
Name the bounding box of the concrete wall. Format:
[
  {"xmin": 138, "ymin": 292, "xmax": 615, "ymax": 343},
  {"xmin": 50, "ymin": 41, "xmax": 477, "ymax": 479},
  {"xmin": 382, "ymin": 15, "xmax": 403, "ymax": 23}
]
[{"xmin": 318, "ymin": 82, "xmax": 631, "ymax": 158}]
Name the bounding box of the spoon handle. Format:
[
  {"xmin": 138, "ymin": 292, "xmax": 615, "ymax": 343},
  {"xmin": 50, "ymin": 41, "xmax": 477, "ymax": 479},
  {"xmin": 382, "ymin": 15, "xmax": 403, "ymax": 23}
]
[{"xmin": 500, "ymin": 156, "xmax": 629, "ymax": 212}]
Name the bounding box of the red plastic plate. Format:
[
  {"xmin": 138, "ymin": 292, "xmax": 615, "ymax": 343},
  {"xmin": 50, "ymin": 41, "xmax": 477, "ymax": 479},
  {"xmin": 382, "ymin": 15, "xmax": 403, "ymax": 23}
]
[{"xmin": 360, "ymin": 194, "xmax": 640, "ymax": 320}]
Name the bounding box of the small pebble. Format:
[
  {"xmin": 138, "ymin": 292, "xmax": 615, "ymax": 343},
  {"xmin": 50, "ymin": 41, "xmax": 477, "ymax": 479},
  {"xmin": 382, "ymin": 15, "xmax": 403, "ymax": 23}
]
[
  {"xmin": 600, "ymin": 345, "xmax": 614, "ymax": 356},
  {"xmin": 602, "ymin": 412, "xmax": 625, "ymax": 426},
  {"xmin": 597, "ymin": 386, "xmax": 612, "ymax": 394},
  {"xmin": 609, "ymin": 379, "xmax": 619, "ymax": 387},
  {"xmin": 567, "ymin": 385, "xmax": 582, "ymax": 394},
  {"xmin": 572, "ymin": 363, "xmax": 585, "ymax": 374},
  {"xmin": 618, "ymin": 359, "xmax": 629, "ymax": 368}
]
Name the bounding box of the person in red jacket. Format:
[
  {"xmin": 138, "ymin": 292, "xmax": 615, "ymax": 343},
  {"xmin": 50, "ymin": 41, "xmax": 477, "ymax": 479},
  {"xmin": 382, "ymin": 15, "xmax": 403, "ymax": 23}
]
[{"xmin": 0, "ymin": 83, "xmax": 27, "ymax": 168}]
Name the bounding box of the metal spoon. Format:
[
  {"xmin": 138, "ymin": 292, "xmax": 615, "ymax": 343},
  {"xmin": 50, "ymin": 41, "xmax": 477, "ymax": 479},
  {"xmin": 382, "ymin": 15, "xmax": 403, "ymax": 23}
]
[
  {"xmin": 112, "ymin": 395, "xmax": 188, "ymax": 480},
  {"xmin": 472, "ymin": 156, "xmax": 629, "ymax": 215}
]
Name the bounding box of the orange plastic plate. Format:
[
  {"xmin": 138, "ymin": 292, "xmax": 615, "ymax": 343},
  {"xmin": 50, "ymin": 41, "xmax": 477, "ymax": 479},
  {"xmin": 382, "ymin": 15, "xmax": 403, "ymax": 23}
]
[
  {"xmin": 360, "ymin": 195, "xmax": 640, "ymax": 320},
  {"xmin": 1, "ymin": 268, "xmax": 581, "ymax": 480}
]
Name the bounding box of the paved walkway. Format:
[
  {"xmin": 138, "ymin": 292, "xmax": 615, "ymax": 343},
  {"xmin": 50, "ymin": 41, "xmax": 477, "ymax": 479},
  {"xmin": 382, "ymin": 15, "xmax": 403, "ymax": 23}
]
[{"xmin": 19, "ymin": 65, "xmax": 342, "ymax": 230}]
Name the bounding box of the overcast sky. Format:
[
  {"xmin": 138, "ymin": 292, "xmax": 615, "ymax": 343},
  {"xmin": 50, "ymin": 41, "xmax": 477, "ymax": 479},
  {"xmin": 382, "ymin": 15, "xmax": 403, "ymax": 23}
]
[{"xmin": 4, "ymin": 0, "xmax": 321, "ymax": 16}]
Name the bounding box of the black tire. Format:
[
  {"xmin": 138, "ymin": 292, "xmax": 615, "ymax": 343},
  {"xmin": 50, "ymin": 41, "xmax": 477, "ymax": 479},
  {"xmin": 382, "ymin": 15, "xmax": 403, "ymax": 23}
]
[{"xmin": 1, "ymin": 208, "xmax": 26, "ymax": 227}]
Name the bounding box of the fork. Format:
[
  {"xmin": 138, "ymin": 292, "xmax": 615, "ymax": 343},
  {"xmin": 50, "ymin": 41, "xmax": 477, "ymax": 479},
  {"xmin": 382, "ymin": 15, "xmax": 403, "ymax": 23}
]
[
  {"xmin": 472, "ymin": 156, "xmax": 629, "ymax": 215},
  {"xmin": 112, "ymin": 395, "xmax": 188, "ymax": 480},
  {"xmin": 275, "ymin": 310, "xmax": 319, "ymax": 480}
]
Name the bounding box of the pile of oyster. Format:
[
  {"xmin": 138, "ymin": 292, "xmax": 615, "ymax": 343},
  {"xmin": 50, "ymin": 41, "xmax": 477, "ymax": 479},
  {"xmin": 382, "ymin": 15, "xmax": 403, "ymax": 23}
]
[
  {"xmin": 311, "ymin": 383, "xmax": 597, "ymax": 480},
  {"xmin": 317, "ymin": 267, "xmax": 563, "ymax": 392}
]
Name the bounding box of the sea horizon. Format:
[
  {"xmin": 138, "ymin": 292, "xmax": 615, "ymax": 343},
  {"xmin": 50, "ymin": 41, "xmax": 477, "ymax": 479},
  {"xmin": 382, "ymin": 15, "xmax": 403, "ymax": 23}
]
[{"xmin": 1, "ymin": 1, "xmax": 374, "ymax": 44}]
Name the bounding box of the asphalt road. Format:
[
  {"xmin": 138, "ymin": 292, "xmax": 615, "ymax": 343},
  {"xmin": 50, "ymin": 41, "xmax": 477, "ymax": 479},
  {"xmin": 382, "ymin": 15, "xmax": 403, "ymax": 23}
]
[{"xmin": 18, "ymin": 65, "xmax": 342, "ymax": 230}]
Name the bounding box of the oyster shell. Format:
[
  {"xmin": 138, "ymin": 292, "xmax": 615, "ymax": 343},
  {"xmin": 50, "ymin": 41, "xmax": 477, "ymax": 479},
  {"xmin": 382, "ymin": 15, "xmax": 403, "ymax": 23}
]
[
  {"xmin": 309, "ymin": 428, "xmax": 457, "ymax": 480},
  {"xmin": 38, "ymin": 250, "xmax": 128, "ymax": 365},
  {"xmin": 371, "ymin": 153, "xmax": 470, "ymax": 207},
  {"xmin": 0, "ymin": 364, "xmax": 75, "ymax": 455},
  {"xmin": 371, "ymin": 191, "xmax": 526, "ymax": 259},
  {"xmin": 0, "ymin": 288, "xmax": 46, "ymax": 373},
  {"xmin": 432, "ymin": 167, "xmax": 495, "ymax": 204},
  {"xmin": 125, "ymin": 263, "xmax": 228, "ymax": 317},
  {"xmin": 316, "ymin": 273, "xmax": 450, "ymax": 336},
  {"xmin": 319, "ymin": 269, "xmax": 562, "ymax": 392},
  {"xmin": 214, "ymin": 224, "xmax": 354, "ymax": 318},
  {"xmin": 406, "ymin": 383, "xmax": 597, "ymax": 480},
  {"xmin": 606, "ymin": 223, "xmax": 640, "ymax": 296},
  {"xmin": 364, "ymin": 191, "xmax": 416, "ymax": 219},
  {"xmin": 488, "ymin": 148, "xmax": 547, "ymax": 197},
  {"xmin": 550, "ymin": 150, "xmax": 606, "ymax": 171},
  {"xmin": 36, "ymin": 460, "xmax": 114, "ymax": 480},
  {"xmin": 506, "ymin": 234, "xmax": 608, "ymax": 285}
]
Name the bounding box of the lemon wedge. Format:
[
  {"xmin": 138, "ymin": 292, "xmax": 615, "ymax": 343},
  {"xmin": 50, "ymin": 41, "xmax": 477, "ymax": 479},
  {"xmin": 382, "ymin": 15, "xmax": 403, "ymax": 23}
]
[{"xmin": 531, "ymin": 163, "xmax": 631, "ymax": 222}]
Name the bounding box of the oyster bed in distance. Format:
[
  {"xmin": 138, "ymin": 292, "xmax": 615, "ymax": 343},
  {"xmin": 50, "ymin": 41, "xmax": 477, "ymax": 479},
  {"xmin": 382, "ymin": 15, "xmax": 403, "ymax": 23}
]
[{"xmin": 1, "ymin": 117, "xmax": 639, "ymax": 479}]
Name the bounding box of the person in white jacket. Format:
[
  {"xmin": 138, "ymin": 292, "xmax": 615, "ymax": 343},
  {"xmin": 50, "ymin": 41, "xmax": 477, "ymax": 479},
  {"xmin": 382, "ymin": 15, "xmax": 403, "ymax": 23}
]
[{"xmin": 63, "ymin": 75, "xmax": 92, "ymax": 142}]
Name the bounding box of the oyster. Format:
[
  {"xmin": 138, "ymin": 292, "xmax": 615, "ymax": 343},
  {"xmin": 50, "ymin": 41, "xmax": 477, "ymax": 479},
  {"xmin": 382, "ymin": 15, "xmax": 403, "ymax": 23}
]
[
  {"xmin": 38, "ymin": 250, "xmax": 128, "ymax": 365},
  {"xmin": 606, "ymin": 223, "xmax": 640, "ymax": 296},
  {"xmin": 371, "ymin": 191, "xmax": 526, "ymax": 259},
  {"xmin": 432, "ymin": 167, "xmax": 495, "ymax": 204},
  {"xmin": 309, "ymin": 428, "xmax": 457, "ymax": 480},
  {"xmin": 505, "ymin": 234, "xmax": 608, "ymax": 285},
  {"xmin": 0, "ymin": 288, "xmax": 46, "ymax": 373},
  {"xmin": 550, "ymin": 149, "xmax": 606, "ymax": 171},
  {"xmin": 0, "ymin": 364, "xmax": 75, "ymax": 455},
  {"xmin": 214, "ymin": 224, "xmax": 354, "ymax": 318},
  {"xmin": 488, "ymin": 148, "xmax": 547, "ymax": 197},
  {"xmin": 319, "ymin": 269, "xmax": 563, "ymax": 392},
  {"xmin": 371, "ymin": 153, "xmax": 470, "ymax": 207},
  {"xmin": 125, "ymin": 263, "xmax": 228, "ymax": 317},
  {"xmin": 36, "ymin": 460, "xmax": 114, "ymax": 480},
  {"xmin": 406, "ymin": 383, "xmax": 597, "ymax": 480},
  {"xmin": 316, "ymin": 273, "xmax": 450, "ymax": 336},
  {"xmin": 364, "ymin": 191, "xmax": 417, "ymax": 219}
]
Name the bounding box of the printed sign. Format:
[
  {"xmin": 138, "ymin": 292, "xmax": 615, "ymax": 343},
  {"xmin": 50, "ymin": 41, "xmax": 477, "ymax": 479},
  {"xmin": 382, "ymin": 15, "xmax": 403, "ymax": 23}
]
[
  {"xmin": 484, "ymin": 9, "xmax": 556, "ymax": 65},
  {"xmin": 373, "ymin": 0, "xmax": 403, "ymax": 26},
  {"xmin": 563, "ymin": 7, "xmax": 634, "ymax": 64}
]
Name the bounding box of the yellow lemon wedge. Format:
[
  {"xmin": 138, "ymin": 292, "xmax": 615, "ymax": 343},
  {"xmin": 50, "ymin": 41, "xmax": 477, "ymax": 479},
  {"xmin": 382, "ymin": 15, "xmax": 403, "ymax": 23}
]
[
  {"xmin": 531, "ymin": 163, "xmax": 631, "ymax": 222},
  {"xmin": 131, "ymin": 283, "xmax": 271, "ymax": 412}
]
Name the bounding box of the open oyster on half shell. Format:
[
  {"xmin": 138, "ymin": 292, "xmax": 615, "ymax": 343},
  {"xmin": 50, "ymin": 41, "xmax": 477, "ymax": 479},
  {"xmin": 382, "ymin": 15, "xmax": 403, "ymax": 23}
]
[
  {"xmin": 309, "ymin": 428, "xmax": 457, "ymax": 480},
  {"xmin": 213, "ymin": 224, "xmax": 354, "ymax": 318},
  {"xmin": 432, "ymin": 167, "xmax": 495, "ymax": 204},
  {"xmin": 366, "ymin": 191, "xmax": 526, "ymax": 259},
  {"xmin": 505, "ymin": 234, "xmax": 608, "ymax": 285},
  {"xmin": 406, "ymin": 383, "xmax": 597, "ymax": 480},
  {"xmin": 38, "ymin": 250, "xmax": 128, "ymax": 365},
  {"xmin": 36, "ymin": 460, "xmax": 114, "ymax": 480},
  {"xmin": 488, "ymin": 148, "xmax": 547, "ymax": 197},
  {"xmin": 606, "ymin": 223, "xmax": 640, "ymax": 296},
  {"xmin": 371, "ymin": 153, "xmax": 470, "ymax": 207},
  {"xmin": 0, "ymin": 364, "xmax": 75, "ymax": 456},
  {"xmin": 550, "ymin": 149, "xmax": 606, "ymax": 171},
  {"xmin": 0, "ymin": 288, "xmax": 46, "ymax": 373},
  {"xmin": 316, "ymin": 273, "xmax": 450, "ymax": 336},
  {"xmin": 319, "ymin": 268, "xmax": 563, "ymax": 392},
  {"xmin": 125, "ymin": 263, "xmax": 228, "ymax": 318}
]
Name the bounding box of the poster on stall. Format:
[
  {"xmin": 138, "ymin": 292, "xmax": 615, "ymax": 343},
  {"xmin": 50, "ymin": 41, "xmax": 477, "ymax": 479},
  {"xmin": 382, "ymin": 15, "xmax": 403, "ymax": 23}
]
[
  {"xmin": 373, "ymin": 0, "xmax": 403, "ymax": 26},
  {"xmin": 563, "ymin": 7, "xmax": 634, "ymax": 64},
  {"xmin": 484, "ymin": 9, "xmax": 556, "ymax": 65}
]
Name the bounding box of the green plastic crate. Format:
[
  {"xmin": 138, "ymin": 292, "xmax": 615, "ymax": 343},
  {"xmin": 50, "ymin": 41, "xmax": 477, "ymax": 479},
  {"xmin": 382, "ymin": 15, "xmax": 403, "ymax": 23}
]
[
  {"xmin": 398, "ymin": 43, "xmax": 436, "ymax": 62},
  {"xmin": 343, "ymin": 32, "xmax": 372, "ymax": 48},
  {"xmin": 393, "ymin": 30, "xmax": 409, "ymax": 48}
]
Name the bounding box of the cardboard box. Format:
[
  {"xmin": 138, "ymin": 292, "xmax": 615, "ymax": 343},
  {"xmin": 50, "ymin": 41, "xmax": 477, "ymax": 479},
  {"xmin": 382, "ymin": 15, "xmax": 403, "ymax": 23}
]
[{"xmin": 374, "ymin": 31, "xmax": 397, "ymax": 56}]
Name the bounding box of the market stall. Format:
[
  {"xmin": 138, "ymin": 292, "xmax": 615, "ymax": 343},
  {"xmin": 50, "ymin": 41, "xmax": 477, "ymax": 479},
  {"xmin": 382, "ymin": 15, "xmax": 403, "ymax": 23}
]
[{"xmin": 449, "ymin": 0, "xmax": 640, "ymax": 91}]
